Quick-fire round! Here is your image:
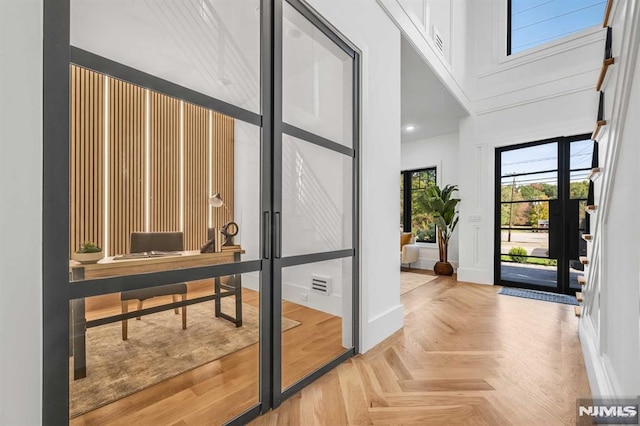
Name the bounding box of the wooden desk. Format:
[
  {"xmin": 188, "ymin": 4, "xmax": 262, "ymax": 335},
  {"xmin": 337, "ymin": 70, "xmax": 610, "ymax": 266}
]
[{"xmin": 70, "ymin": 246, "xmax": 244, "ymax": 379}]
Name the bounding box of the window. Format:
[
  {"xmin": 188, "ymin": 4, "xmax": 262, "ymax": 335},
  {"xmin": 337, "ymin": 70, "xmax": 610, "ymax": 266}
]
[
  {"xmin": 401, "ymin": 168, "xmax": 437, "ymax": 243},
  {"xmin": 508, "ymin": 0, "xmax": 607, "ymax": 55}
]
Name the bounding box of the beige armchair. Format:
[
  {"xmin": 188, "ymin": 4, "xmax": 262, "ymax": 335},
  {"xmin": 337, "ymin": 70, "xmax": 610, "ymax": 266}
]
[{"xmin": 401, "ymin": 232, "xmax": 419, "ymax": 267}]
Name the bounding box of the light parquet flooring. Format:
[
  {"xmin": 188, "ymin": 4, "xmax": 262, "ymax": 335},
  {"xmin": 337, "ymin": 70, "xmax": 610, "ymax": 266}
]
[
  {"xmin": 251, "ymin": 274, "xmax": 591, "ymax": 425},
  {"xmin": 70, "ymin": 288, "xmax": 345, "ymax": 425}
]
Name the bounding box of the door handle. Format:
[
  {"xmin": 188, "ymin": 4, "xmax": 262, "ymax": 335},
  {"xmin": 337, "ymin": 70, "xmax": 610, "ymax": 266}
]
[
  {"xmin": 263, "ymin": 211, "xmax": 270, "ymax": 259},
  {"xmin": 274, "ymin": 212, "xmax": 281, "ymax": 259}
]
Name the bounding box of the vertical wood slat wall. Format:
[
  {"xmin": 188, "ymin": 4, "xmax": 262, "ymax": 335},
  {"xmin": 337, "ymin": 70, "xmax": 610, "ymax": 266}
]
[
  {"xmin": 70, "ymin": 65, "xmax": 234, "ymax": 256},
  {"xmin": 149, "ymin": 92, "xmax": 181, "ymax": 234},
  {"xmin": 210, "ymin": 112, "xmax": 235, "ymax": 243},
  {"xmin": 183, "ymin": 104, "xmax": 210, "ymax": 250},
  {"xmin": 108, "ymin": 77, "xmax": 146, "ymax": 256},
  {"xmin": 70, "ymin": 66, "xmax": 104, "ymax": 255}
]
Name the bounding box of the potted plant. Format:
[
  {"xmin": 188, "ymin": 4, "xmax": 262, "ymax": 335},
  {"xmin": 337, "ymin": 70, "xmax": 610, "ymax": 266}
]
[
  {"xmin": 417, "ymin": 184, "xmax": 460, "ymax": 275},
  {"xmin": 73, "ymin": 241, "xmax": 104, "ymax": 264}
]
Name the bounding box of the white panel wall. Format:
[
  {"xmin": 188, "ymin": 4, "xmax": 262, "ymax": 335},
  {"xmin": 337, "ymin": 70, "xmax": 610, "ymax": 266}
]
[
  {"xmin": 0, "ymin": 0, "xmax": 43, "ymax": 423},
  {"xmin": 305, "ymin": 0, "xmax": 403, "ymax": 352},
  {"xmin": 579, "ymin": 0, "xmax": 640, "ymax": 399},
  {"xmin": 466, "ymin": 0, "xmax": 605, "ymax": 114},
  {"xmin": 457, "ymin": 91, "xmax": 597, "ymax": 284},
  {"xmin": 401, "ymin": 132, "xmax": 459, "ymax": 270}
]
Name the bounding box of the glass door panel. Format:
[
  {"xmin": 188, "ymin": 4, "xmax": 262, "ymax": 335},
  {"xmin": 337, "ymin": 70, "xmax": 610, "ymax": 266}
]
[
  {"xmin": 282, "ymin": 2, "xmax": 353, "ymax": 147},
  {"xmin": 69, "ymin": 271, "xmax": 261, "ymax": 424},
  {"xmin": 281, "ymin": 257, "xmax": 353, "ymax": 389},
  {"xmin": 68, "ymin": 1, "xmax": 264, "ymax": 424},
  {"xmin": 71, "ymin": 0, "xmax": 262, "ymax": 113},
  {"xmin": 277, "ymin": 0, "xmax": 357, "ymax": 399},
  {"xmin": 496, "ymin": 136, "xmax": 593, "ymax": 294},
  {"xmin": 500, "ymin": 200, "xmax": 558, "ymax": 288},
  {"xmin": 281, "ymin": 134, "xmax": 352, "ymax": 257}
]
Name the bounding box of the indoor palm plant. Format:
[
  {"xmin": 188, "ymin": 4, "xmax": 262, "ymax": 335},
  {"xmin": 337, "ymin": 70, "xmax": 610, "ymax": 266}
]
[{"xmin": 417, "ymin": 184, "xmax": 460, "ymax": 275}]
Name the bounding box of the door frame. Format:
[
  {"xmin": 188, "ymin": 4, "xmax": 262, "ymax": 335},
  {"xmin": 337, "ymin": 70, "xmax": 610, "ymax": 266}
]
[
  {"xmin": 42, "ymin": 0, "xmax": 360, "ymax": 424},
  {"xmin": 494, "ymin": 134, "xmax": 592, "ymax": 295}
]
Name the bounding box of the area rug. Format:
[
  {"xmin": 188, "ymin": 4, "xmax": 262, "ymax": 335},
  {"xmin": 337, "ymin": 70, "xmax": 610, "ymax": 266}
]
[
  {"xmin": 70, "ymin": 299, "xmax": 299, "ymax": 417},
  {"xmin": 498, "ymin": 287, "xmax": 578, "ymax": 306},
  {"xmin": 400, "ymin": 272, "xmax": 438, "ymax": 295}
]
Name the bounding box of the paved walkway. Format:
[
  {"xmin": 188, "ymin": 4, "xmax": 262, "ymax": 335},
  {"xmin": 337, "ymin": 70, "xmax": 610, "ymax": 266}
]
[{"xmin": 501, "ymin": 264, "xmax": 581, "ymax": 289}]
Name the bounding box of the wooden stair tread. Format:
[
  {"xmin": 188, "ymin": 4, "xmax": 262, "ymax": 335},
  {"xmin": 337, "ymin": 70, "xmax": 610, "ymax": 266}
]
[
  {"xmin": 574, "ymin": 306, "xmax": 581, "ymax": 317},
  {"xmin": 588, "ymin": 167, "xmax": 602, "ymax": 181},
  {"xmin": 579, "ymin": 257, "xmax": 589, "ymax": 265},
  {"xmin": 591, "ymin": 121, "xmax": 606, "ymax": 141},
  {"xmin": 576, "ymin": 292, "xmax": 583, "ymax": 303},
  {"xmin": 577, "ymin": 275, "xmax": 586, "ymax": 286},
  {"xmin": 596, "ymin": 58, "xmax": 615, "ymax": 91},
  {"xmin": 582, "ymin": 234, "xmax": 593, "ymax": 241}
]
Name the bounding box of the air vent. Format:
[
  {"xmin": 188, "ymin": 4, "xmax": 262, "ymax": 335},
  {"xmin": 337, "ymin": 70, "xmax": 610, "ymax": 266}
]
[
  {"xmin": 311, "ymin": 274, "xmax": 332, "ymax": 296},
  {"xmin": 433, "ymin": 26, "xmax": 444, "ymax": 54}
]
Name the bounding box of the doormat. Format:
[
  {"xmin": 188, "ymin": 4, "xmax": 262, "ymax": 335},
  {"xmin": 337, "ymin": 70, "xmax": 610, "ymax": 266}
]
[{"xmin": 498, "ymin": 287, "xmax": 578, "ymax": 306}]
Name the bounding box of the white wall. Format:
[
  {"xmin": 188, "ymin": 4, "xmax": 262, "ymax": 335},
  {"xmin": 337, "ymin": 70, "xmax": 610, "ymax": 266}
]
[
  {"xmin": 466, "ymin": 0, "xmax": 605, "ymax": 114},
  {"xmin": 305, "ymin": 0, "xmax": 403, "ymax": 352},
  {"xmin": 381, "ymin": 0, "xmax": 603, "ymax": 285},
  {"xmin": 457, "ymin": 91, "xmax": 597, "ymax": 284},
  {"xmin": 401, "ymin": 132, "xmax": 459, "ymax": 269},
  {"xmin": 0, "ymin": 0, "xmax": 43, "ymax": 424},
  {"xmin": 579, "ymin": 0, "xmax": 640, "ymax": 399}
]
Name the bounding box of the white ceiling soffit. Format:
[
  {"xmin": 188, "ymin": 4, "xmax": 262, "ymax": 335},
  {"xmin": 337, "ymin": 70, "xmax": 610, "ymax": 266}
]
[
  {"xmin": 71, "ymin": 0, "xmax": 261, "ymax": 113},
  {"xmin": 401, "ymin": 36, "xmax": 467, "ymax": 142}
]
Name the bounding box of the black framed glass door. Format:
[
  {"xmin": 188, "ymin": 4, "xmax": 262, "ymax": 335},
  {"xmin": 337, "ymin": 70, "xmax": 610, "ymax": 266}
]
[
  {"xmin": 495, "ymin": 134, "xmax": 593, "ymax": 294},
  {"xmin": 43, "ymin": 0, "xmax": 359, "ymax": 424},
  {"xmin": 271, "ymin": 0, "xmax": 359, "ymax": 406}
]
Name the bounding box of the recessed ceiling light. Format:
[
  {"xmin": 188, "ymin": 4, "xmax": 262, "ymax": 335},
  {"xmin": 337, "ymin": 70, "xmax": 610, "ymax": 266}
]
[{"xmin": 405, "ymin": 125, "xmax": 415, "ymax": 131}]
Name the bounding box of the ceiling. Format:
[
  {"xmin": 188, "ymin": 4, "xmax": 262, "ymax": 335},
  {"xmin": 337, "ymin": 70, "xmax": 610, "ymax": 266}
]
[{"xmin": 401, "ymin": 37, "xmax": 468, "ymax": 143}]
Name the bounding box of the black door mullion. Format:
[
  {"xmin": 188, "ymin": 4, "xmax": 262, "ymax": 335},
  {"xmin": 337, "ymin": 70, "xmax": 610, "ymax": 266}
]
[
  {"xmin": 270, "ymin": 0, "xmax": 284, "ymax": 408},
  {"xmin": 557, "ymin": 139, "xmax": 569, "ymax": 294},
  {"xmin": 257, "ymin": 0, "xmax": 275, "ymax": 415}
]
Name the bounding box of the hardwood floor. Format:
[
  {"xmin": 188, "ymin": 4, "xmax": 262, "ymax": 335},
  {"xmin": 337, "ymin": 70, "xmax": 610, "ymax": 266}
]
[
  {"xmin": 70, "ymin": 287, "xmax": 345, "ymax": 425},
  {"xmin": 251, "ymin": 274, "xmax": 591, "ymax": 425},
  {"xmin": 71, "ymin": 273, "xmax": 591, "ymax": 425}
]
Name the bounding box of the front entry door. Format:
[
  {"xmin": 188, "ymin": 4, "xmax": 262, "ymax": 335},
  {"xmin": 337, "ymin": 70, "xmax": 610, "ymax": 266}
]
[{"xmin": 495, "ymin": 135, "xmax": 594, "ymax": 294}]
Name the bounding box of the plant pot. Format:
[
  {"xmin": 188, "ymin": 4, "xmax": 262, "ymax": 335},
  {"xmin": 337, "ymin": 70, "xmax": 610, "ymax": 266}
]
[
  {"xmin": 73, "ymin": 251, "xmax": 104, "ymax": 264},
  {"xmin": 434, "ymin": 261, "xmax": 454, "ymax": 276}
]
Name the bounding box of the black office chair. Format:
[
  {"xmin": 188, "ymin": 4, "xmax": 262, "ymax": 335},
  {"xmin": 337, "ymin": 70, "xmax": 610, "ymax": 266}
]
[{"xmin": 120, "ymin": 232, "xmax": 188, "ymax": 340}]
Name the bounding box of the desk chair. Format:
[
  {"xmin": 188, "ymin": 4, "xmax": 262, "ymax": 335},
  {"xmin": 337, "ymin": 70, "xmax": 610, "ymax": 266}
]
[{"xmin": 120, "ymin": 232, "xmax": 188, "ymax": 340}]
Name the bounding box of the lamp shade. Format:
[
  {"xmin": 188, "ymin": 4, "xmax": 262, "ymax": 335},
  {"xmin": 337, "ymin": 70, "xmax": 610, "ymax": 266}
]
[{"xmin": 208, "ymin": 193, "xmax": 224, "ymax": 208}]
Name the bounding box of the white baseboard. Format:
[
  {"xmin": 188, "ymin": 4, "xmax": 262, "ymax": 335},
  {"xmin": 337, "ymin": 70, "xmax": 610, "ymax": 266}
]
[
  {"xmin": 457, "ymin": 267, "xmax": 493, "ymax": 284},
  {"xmin": 579, "ymin": 317, "xmax": 621, "ymax": 397},
  {"xmin": 361, "ymin": 304, "xmax": 404, "ymax": 353}
]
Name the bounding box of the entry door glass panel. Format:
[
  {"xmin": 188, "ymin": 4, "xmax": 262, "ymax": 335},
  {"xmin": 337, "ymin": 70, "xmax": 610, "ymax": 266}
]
[
  {"xmin": 568, "ymin": 139, "xmax": 594, "ymax": 290},
  {"xmin": 282, "ymin": 2, "xmax": 353, "ymax": 147},
  {"xmin": 499, "ymin": 142, "xmax": 559, "ymax": 290},
  {"xmin": 281, "ymin": 134, "xmax": 353, "ymax": 257},
  {"xmin": 281, "ymin": 257, "xmax": 353, "ymax": 389},
  {"xmin": 71, "ymin": 0, "xmax": 262, "ymax": 113},
  {"xmin": 500, "ymin": 142, "xmax": 558, "ymax": 175}
]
